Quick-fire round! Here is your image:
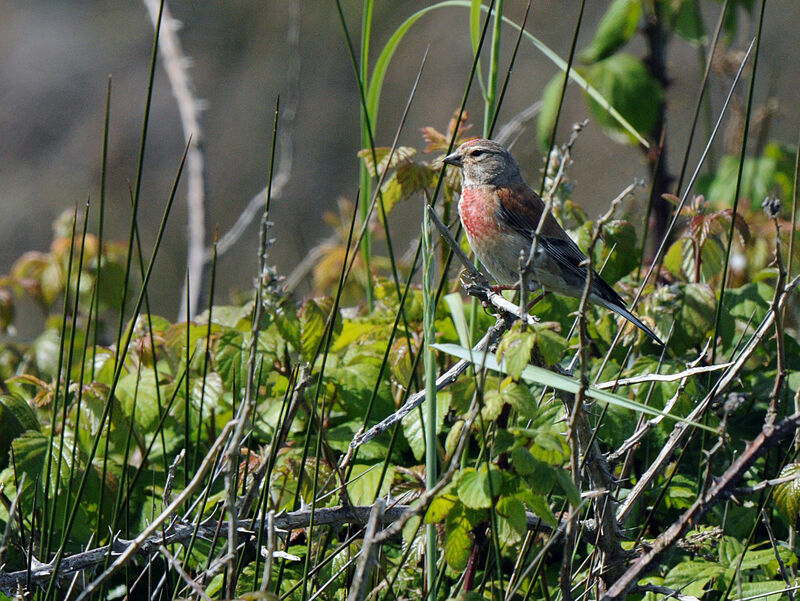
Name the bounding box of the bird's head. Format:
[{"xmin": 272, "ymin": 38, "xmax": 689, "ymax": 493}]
[{"xmin": 443, "ymin": 138, "xmax": 521, "ymax": 186}]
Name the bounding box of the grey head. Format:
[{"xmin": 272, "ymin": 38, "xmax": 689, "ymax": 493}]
[{"xmin": 442, "ymin": 138, "xmax": 521, "ymax": 187}]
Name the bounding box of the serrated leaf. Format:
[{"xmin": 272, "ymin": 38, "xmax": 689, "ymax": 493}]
[
  {"xmin": 425, "ymin": 494, "xmax": 458, "ymax": 524},
  {"xmin": 676, "ymin": 283, "xmax": 716, "ymax": 346},
  {"xmin": 402, "ymin": 392, "xmax": 450, "ymax": 461},
  {"xmin": 774, "ymin": 463, "xmax": 800, "ymax": 522},
  {"xmin": 580, "ymin": 0, "xmax": 642, "ymax": 64},
  {"xmin": 664, "ymin": 558, "xmax": 726, "ymax": 598},
  {"xmin": 737, "ymin": 581, "xmax": 789, "ymax": 601},
  {"xmin": 511, "ymin": 446, "xmax": 539, "ymax": 476},
  {"xmin": 346, "ymin": 463, "xmax": 394, "ymax": 505},
  {"xmin": 357, "ymin": 146, "xmax": 417, "ymax": 177},
  {"xmin": 518, "ymin": 489, "xmax": 558, "ymax": 528},
  {"xmin": 299, "ymin": 297, "xmax": 332, "ymax": 362},
  {"xmin": 445, "ymin": 420, "xmax": 465, "ymax": 459},
  {"xmin": 274, "ymin": 305, "xmax": 301, "ymax": 352},
  {"xmin": 530, "ymin": 430, "xmax": 569, "ymax": 465},
  {"xmin": 499, "ymin": 380, "xmax": 536, "ymax": 418},
  {"xmin": 663, "ymin": 238, "xmax": 689, "ymax": 280},
  {"xmin": 532, "ymin": 325, "xmax": 568, "ymax": 367},
  {"xmin": 496, "ymin": 496, "xmax": 527, "ymax": 544},
  {"xmin": 0, "ymin": 394, "xmax": 41, "ymax": 470},
  {"xmin": 594, "ymin": 220, "xmax": 640, "ymax": 284},
  {"xmin": 482, "ymin": 389, "xmax": 505, "ymax": 421},
  {"xmin": 444, "ymin": 510, "xmax": 473, "ymax": 571},
  {"xmin": 458, "ymin": 467, "xmax": 492, "ymax": 509},
  {"xmin": 553, "ymin": 469, "xmax": 581, "ymax": 507},
  {"xmin": 496, "ymin": 327, "xmax": 536, "ymax": 381},
  {"xmin": 116, "ymin": 367, "xmax": 162, "ymax": 431}
]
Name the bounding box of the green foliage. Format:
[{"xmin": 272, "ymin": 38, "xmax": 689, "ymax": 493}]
[
  {"xmin": 1, "ymin": 3, "xmax": 798, "ymax": 600},
  {"xmin": 774, "ymin": 463, "xmax": 800, "ymax": 523},
  {"xmin": 582, "ymin": 53, "xmax": 664, "ymax": 145}
]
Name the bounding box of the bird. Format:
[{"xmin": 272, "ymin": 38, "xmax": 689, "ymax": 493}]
[{"xmin": 442, "ymin": 138, "xmax": 664, "ymax": 346}]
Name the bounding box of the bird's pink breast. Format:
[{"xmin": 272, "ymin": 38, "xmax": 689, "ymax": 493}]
[{"xmin": 458, "ymin": 188, "xmax": 496, "ymax": 242}]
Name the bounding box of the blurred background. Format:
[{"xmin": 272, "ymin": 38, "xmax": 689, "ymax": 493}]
[{"xmin": 2, "ymin": 1, "xmax": 798, "ymax": 335}]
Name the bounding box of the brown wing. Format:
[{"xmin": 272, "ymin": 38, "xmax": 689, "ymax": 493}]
[{"xmin": 495, "ymin": 183, "xmax": 574, "ymax": 242}]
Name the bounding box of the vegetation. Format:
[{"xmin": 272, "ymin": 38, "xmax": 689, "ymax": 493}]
[{"xmin": 1, "ymin": 1, "xmax": 799, "ymax": 600}]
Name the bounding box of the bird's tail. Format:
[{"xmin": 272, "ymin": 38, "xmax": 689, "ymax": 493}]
[{"xmin": 602, "ymin": 301, "xmax": 664, "ymax": 347}]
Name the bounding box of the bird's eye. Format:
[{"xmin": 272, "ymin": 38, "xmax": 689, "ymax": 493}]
[{"xmin": 471, "ymin": 150, "xmax": 485, "ymax": 158}]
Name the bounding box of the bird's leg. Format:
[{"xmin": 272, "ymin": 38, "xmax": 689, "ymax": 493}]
[{"xmin": 491, "ymin": 284, "xmax": 518, "ymax": 294}]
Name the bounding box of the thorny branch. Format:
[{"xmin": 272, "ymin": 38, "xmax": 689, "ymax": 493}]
[
  {"xmin": 616, "ymin": 274, "xmax": 800, "ymax": 524},
  {"xmin": 1, "ymin": 502, "xmax": 565, "ymax": 595},
  {"xmin": 603, "ymin": 408, "xmax": 800, "ymax": 601}
]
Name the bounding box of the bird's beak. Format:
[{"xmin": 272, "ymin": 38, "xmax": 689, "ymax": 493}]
[{"xmin": 442, "ymin": 151, "xmax": 462, "ymax": 168}]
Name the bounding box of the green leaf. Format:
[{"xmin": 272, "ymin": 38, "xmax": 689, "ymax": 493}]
[
  {"xmin": 425, "ymin": 493, "xmax": 458, "ymax": 523},
  {"xmin": 529, "ymin": 430, "xmax": 570, "ymax": 465},
  {"xmin": 444, "ymin": 508, "xmax": 473, "ymax": 571},
  {"xmin": 664, "ymin": 558, "xmax": 726, "ymax": 598},
  {"xmin": 737, "ymin": 546, "xmax": 796, "ymax": 573},
  {"xmin": 724, "ymin": 282, "xmax": 773, "ymax": 324},
  {"xmin": 663, "ymin": 238, "xmax": 688, "ymax": 280},
  {"xmin": 496, "ymin": 496, "xmax": 527, "ymax": 544},
  {"xmin": 274, "ymin": 305, "xmax": 302, "ymax": 352},
  {"xmin": 445, "ymin": 419, "xmax": 466, "ymax": 459},
  {"xmin": 357, "ymin": 146, "xmax": 416, "ymax": 178},
  {"xmin": 458, "ymin": 467, "xmax": 493, "ymax": 509},
  {"xmin": 482, "ymin": 389, "xmax": 505, "ymax": 422},
  {"xmin": 499, "ymin": 380, "xmax": 536, "ymax": 418},
  {"xmin": 517, "ymin": 489, "xmax": 558, "ymax": 528},
  {"xmin": 493, "ymin": 428, "xmax": 516, "ymax": 454},
  {"xmin": 774, "ymin": 463, "xmax": 800, "ymax": 523},
  {"xmin": 116, "ymin": 367, "xmax": 162, "ymax": 431},
  {"xmin": 520, "ymin": 458, "xmax": 557, "ymax": 494},
  {"xmin": 532, "ymin": 325, "xmax": 568, "ymax": 367},
  {"xmin": 553, "ymin": 469, "xmax": 581, "ymax": 507},
  {"xmin": 299, "ymin": 297, "xmax": 333, "ymax": 362},
  {"xmin": 718, "ymin": 535, "xmax": 744, "ymax": 567},
  {"xmin": 510, "ymin": 446, "xmax": 539, "ymax": 476},
  {"xmin": 402, "ymin": 392, "xmax": 450, "ymax": 461},
  {"xmin": 0, "ymin": 393, "xmax": 40, "ymax": 435},
  {"xmin": 582, "ymin": 53, "xmax": 663, "ymax": 144},
  {"xmin": 737, "ymin": 581, "xmax": 790, "ymax": 601},
  {"xmin": 676, "ymin": 283, "xmax": 717, "ymax": 347},
  {"xmin": 593, "ymin": 220, "xmax": 640, "ymax": 284},
  {"xmin": 383, "ymin": 162, "xmax": 435, "ymax": 218},
  {"xmin": 701, "ymin": 153, "xmax": 782, "ymax": 210},
  {"xmin": 346, "ymin": 463, "xmax": 394, "ymax": 505},
  {"xmin": 580, "ymin": 0, "xmax": 642, "ymax": 64},
  {"xmin": 496, "ymin": 326, "xmax": 536, "ymax": 381}
]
